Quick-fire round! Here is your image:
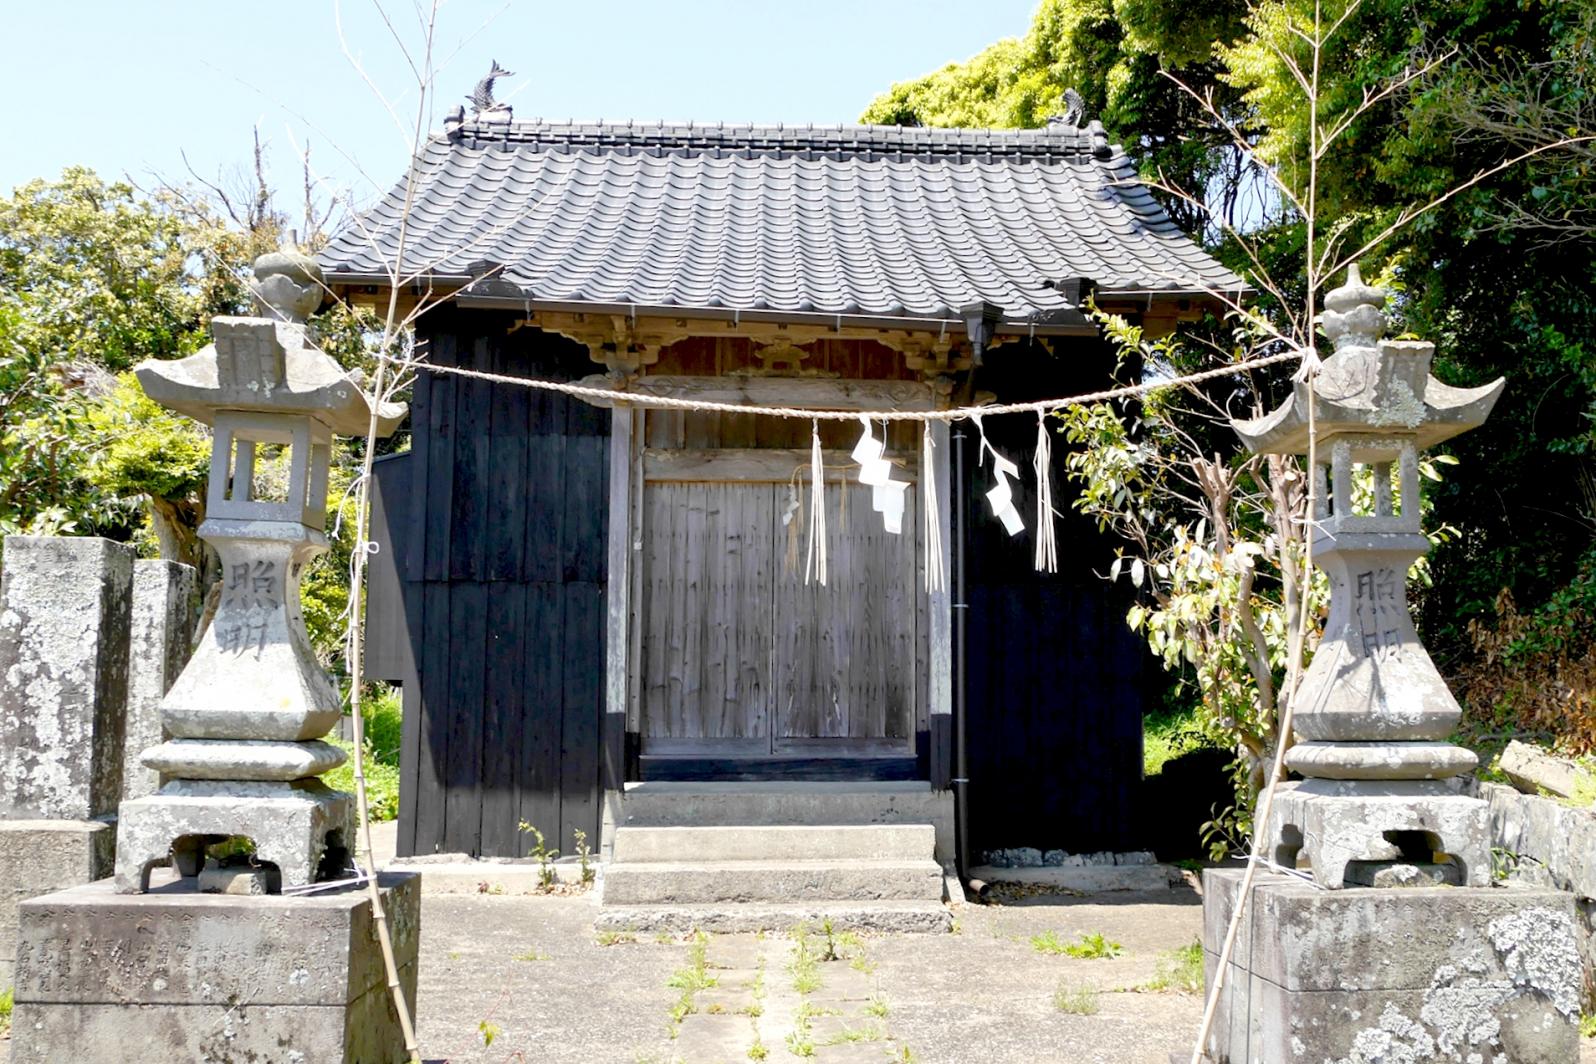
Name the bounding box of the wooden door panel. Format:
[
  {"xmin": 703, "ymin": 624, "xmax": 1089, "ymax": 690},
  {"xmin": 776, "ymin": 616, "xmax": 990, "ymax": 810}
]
[
  {"xmin": 772, "ymin": 480, "xmax": 917, "ymax": 746},
  {"xmin": 639, "ymin": 482, "xmax": 774, "ymax": 739}
]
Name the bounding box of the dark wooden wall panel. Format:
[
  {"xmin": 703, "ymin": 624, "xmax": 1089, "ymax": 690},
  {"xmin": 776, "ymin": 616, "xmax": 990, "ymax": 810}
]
[
  {"xmin": 959, "ymin": 338, "xmax": 1153, "ymax": 858},
  {"xmin": 367, "ymin": 306, "xmax": 608, "ymax": 858}
]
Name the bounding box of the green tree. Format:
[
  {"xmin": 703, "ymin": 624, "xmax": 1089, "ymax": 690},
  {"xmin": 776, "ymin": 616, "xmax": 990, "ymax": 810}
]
[{"xmin": 866, "ymin": 0, "xmax": 1596, "ymax": 763}]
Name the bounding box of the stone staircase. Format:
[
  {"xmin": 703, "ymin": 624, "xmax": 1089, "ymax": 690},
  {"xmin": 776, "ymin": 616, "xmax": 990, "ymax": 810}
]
[{"xmin": 595, "ymin": 783, "xmax": 954, "ymax": 933}]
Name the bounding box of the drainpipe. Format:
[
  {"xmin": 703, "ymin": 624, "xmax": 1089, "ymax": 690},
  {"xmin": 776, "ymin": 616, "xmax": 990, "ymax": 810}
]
[
  {"xmin": 954, "ymin": 302, "xmax": 1003, "ymax": 880},
  {"xmin": 952, "ymin": 423, "xmax": 969, "ymax": 879}
]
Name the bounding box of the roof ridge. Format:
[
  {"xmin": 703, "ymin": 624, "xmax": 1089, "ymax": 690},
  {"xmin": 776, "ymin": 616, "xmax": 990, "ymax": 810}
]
[{"xmin": 438, "ymin": 114, "xmax": 1116, "ymax": 162}]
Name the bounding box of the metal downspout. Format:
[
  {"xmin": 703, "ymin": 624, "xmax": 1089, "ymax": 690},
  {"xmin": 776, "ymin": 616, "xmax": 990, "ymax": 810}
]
[{"xmin": 952, "ymin": 424, "xmax": 970, "ymax": 880}]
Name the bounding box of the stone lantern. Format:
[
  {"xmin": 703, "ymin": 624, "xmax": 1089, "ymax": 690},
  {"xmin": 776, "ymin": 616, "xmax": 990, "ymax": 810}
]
[
  {"xmin": 115, "ymin": 250, "xmax": 405, "ymax": 892},
  {"xmin": 1231, "ymin": 265, "xmax": 1504, "ymax": 889}
]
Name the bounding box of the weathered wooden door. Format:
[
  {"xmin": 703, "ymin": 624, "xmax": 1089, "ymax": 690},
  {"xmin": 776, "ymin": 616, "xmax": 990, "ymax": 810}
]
[{"xmin": 636, "ymin": 439, "xmax": 920, "ymax": 762}]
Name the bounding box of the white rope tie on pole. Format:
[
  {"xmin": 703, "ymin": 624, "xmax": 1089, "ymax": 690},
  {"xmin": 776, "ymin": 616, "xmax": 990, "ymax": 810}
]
[
  {"xmin": 1033, "ymin": 411, "xmax": 1059, "ymax": 573},
  {"xmin": 922, "ymin": 424, "xmax": 946, "ymax": 593},
  {"xmin": 804, "ymin": 419, "xmax": 827, "ymax": 586}
]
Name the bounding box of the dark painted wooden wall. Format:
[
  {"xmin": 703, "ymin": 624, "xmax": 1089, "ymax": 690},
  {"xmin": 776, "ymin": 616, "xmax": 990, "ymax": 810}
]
[
  {"xmin": 959, "ymin": 338, "xmax": 1152, "ymax": 858},
  {"xmin": 366, "ymin": 307, "xmax": 609, "ymax": 859}
]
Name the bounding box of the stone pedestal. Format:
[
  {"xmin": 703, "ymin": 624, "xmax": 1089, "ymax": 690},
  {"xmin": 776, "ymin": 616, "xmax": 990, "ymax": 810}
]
[
  {"xmin": 1268, "ymin": 779, "xmax": 1492, "ymax": 889},
  {"xmin": 116, "ymin": 778, "xmax": 353, "ymax": 893},
  {"xmin": 7, "ymin": 871, "xmax": 420, "ymax": 1063},
  {"xmin": 0, "ymin": 820, "xmax": 114, "ymax": 986},
  {"xmin": 1202, "ymin": 869, "xmax": 1581, "ymax": 1063}
]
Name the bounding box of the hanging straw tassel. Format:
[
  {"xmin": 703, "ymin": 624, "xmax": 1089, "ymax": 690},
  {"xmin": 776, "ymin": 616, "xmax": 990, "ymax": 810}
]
[
  {"xmin": 804, "ymin": 419, "xmax": 828, "ymax": 586},
  {"xmin": 922, "ymin": 424, "xmax": 945, "ymax": 593},
  {"xmin": 1033, "ymin": 411, "xmax": 1059, "ymax": 573}
]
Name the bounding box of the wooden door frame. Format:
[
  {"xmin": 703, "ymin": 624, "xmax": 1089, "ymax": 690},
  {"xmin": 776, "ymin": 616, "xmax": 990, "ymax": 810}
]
[{"xmin": 601, "ymin": 375, "xmax": 953, "ymax": 787}]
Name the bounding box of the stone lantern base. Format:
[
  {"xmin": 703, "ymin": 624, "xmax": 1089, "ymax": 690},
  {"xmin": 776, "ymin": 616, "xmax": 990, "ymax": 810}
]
[
  {"xmin": 1201, "ymin": 870, "xmax": 1581, "ymax": 1064},
  {"xmin": 115, "ymin": 778, "xmax": 353, "ymax": 893},
  {"xmin": 1268, "ymin": 778, "xmax": 1492, "ymax": 890},
  {"xmin": 6, "ymin": 871, "xmax": 419, "ymax": 1064}
]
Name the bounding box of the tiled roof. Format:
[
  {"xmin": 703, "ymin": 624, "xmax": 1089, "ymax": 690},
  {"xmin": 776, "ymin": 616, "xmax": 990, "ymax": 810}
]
[{"xmin": 319, "ymin": 118, "xmax": 1246, "ymax": 331}]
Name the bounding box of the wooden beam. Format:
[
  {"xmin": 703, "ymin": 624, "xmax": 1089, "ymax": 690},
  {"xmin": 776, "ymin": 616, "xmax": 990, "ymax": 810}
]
[
  {"xmin": 643, "ymin": 448, "xmax": 918, "ymax": 484},
  {"xmin": 602, "ymin": 406, "xmax": 633, "ymax": 790},
  {"xmin": 928, "ymin": 420, "xmax": 953, "ymax": 790},
  {"xmin": 624, "ymin": 375, "xmax": 938, "ymax": 411}
]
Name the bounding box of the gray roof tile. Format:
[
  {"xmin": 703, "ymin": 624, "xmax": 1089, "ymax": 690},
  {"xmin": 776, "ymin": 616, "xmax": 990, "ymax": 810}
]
[{"xmin": 319, "ymin": 119, "xmax": 1246, "ymax": 327}]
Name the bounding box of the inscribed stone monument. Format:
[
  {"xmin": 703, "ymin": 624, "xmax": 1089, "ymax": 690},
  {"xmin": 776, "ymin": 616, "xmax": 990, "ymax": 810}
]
[{"xmin": 0, "ymin": 536, "xmax": 133, "ymax": 985}]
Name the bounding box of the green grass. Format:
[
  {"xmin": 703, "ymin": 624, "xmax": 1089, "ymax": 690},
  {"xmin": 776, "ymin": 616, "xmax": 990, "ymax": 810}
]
[
  {"xmin": 1031, "ymin": 930, "xmax": 1122, "ymax": 959},
  {"xmin": 324, "ymin": 687, "xmax": 404, "ymax": 821},
  {"xmin": 1142, "ymin": 706, "xmax": 1214, "ymax": 776},
  {"xmin": 1053, "ymin": 981, "xmax": 1100, "ymax": 1015},
  {"xmin": 0, "ymin": 986, "xmax": 12, "ymax": 1036},
  {"xmin": 1141, "ymin": 941, "xmax": 1204, "ymax": 993},
  {"xmin": 1582, "ymin": 1012, "xmax": 1596, "ymax": 1039}
]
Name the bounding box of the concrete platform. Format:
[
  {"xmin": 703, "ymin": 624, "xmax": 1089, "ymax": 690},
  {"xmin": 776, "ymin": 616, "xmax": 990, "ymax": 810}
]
[
  {"xmin": 1201, "ymin": 868, "xmax": 1581, "ymax": 1063},
  {"xmin": 6, "ymin": 870, "xmax": 420, "ymax": 1064}
]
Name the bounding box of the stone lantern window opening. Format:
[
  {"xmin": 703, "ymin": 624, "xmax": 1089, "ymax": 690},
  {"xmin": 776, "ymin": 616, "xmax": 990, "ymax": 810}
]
[
  {"xmin": 1315, "ymin": 435, "xmax": 1421, "ymax": 533},
  {"xmin": 206, "ymin": 411, "xmax": 333, "ymax": 531}
]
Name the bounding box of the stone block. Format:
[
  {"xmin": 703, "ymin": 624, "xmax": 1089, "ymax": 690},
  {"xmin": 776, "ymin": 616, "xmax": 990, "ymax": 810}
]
[
  {"xmin": 1499, "ymin": 740, "xmax": 1593, "ymax": 801},
  {"xmin": 121, "ymin": 558, "xmax": 197, "ymax": 801},
  {"xmin": 8, "ymin": 872, "xmax": 419, "ymax": 1063},
  {"xmin": 0, "ymin": 535, "xmax": 134, "ymax": 820},
  {"xmin": 1488, "ymin": 783, "xmax": 1596, "ymax": 901},
  {"xmin": 0, "ymin": 819, "xmax": 115, "ymax": 986},
  {"xmin": 1202, "ymin": 869, "xmax": 1581, "ymax": 1063}
]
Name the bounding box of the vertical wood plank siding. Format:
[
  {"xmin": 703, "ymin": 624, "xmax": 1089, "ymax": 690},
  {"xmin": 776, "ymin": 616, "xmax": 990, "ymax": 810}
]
[
  {"xmin": 959, "ymin": 339, "xmax": 1152, "ymax": 857},
  {"xmin": 368, "ymin": 308, "xmax": 608, "ymax": 858}
]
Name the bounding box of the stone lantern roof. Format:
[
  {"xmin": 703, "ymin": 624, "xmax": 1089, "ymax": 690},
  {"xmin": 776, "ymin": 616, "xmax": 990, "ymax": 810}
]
[
  {"xmin": 135, "ymin": 250, "xmax": 407, "ymax": 436},
  {"xmin": 1231, "ymin": 265, "xmax": 1504, "ymax": 454}
]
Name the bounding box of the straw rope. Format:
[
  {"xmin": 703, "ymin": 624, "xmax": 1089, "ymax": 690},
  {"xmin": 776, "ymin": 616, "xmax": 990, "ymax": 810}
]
[{"xmin": 385, "ymin": 347, "xmax": 1303, "ymax": 421}]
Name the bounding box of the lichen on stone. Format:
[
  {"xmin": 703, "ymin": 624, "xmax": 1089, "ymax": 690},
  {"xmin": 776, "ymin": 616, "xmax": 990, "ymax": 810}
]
[
  {"xmin": 1371, "ymin": 376, "xmax": 1426, "ymax": 429},
  {"xmin": 1486, "ymin": 907, "xmax": 1581, "ymax": 1017}
]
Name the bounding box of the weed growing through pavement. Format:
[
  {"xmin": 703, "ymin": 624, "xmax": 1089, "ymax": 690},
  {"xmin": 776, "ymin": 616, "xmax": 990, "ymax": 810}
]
[
  {"xmin": 512, "ymin": 948, "xmax": 551, "ymax": 962},
  {"xmin": 865, "ymin": 994, "xmax": 890, "ymax": 1019},
  {"xmin": 478, "ymin": 1019, "xmax": 502, "ymax": 1046},
  {"xmin": 573, "ymin": 828, "xmax": 595, "ymax": 885},
  {"xmin": 1031, "ymin": 930, "xmax": 1122, "ymax": 959},
  {"xmin": 517, "ymin": 822, "xmax": 560, "ymax": 891},
  {"xmin": 596, "ymin": 930, "xmax": 638, "ymax": 946},
  {"xmin": 1139, "ymin": 940, "xmax": 1202, "ymax": 993},
  {"xmin": 1053, "ymin": 981, "xmax": 1100, "ymax": 1015},
  {"xmin": 747, "ymin": 1039, "xmax": 769, "ymax": 1060},
  {"xmin": 1581, "ymin": 1012, "xmax": 1596, "ymax": 1038},
  {"xmin": 0, "ymin": 987, "xmax": 11, "ymax": 1037},
  {"xmin": 665, "ymin": 930, "xmax": 718, "ymax": 1037},
  {"xmin": 790, "ymin": 925, "xmax": 822, "ymax": 995}
]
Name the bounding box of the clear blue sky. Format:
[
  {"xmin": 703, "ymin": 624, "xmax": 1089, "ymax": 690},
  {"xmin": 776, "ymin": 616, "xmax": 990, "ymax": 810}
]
[{"xmin": 1, "ymin": 1, "xmax": 1037, "ymax": 212}]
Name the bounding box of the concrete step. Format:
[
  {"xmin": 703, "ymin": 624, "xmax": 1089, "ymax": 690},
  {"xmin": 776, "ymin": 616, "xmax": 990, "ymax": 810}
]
[
  {"xmin": 611, "ymin": 824, "xmax": 934, "ymax": 864},
  {"xmin": 602, "ymin": 858, "xmax": 945, "ymax": 905},
  {"xmin": 594, "ymin": 899, "xmax": 953, "ymax": 934},
  {"xmin": 614, "ymin": 782, "xmax": 955, "ymax": 865},
  {"xmin": 617, "ymin": 781, "xmax": 945, "ymax": 828}
]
